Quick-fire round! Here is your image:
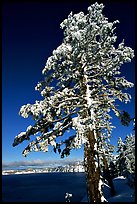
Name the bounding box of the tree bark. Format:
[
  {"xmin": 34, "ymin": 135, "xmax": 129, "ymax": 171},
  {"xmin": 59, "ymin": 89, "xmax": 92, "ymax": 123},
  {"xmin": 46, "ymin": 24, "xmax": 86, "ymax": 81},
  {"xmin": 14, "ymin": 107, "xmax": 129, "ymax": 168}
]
[
  {"xmin": 83, "ymin": 67, "xmax": 104, "ymax": 202},
  {"xmin": 84, "ymin": 129, "xmax": 102, "ymax": 202}
]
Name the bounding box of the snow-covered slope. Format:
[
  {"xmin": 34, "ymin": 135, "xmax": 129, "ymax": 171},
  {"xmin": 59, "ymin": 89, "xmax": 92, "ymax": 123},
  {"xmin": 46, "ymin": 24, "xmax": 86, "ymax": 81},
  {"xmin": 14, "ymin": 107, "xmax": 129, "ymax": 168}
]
[
  {"xmin": 107, "ymin": 176, "xmax": 135, "ymax": 202},
  {"xmin": 81, "ymin": 176, "xmax": 135, "ymax": 202}
]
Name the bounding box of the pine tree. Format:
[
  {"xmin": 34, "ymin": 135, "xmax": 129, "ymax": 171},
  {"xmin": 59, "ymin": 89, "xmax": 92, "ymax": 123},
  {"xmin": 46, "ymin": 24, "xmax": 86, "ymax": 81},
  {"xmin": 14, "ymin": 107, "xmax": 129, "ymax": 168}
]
[
  {"xmin": 109, "ymin": 161, "xmax": 118, "ymax": 179},
  {"xmin": 124, "ymin": 134, "xmax": 135, "ymax": 188},
  {"xmin": 116, "ymin": 134, "xmax": 135, "ymax": 188},
  {"xmin": 116, "ymin": 137, "xmax": 126, "ymax": 176},
  {"xmin": 124, "ymin": 134, "xmax": 135, "ymax": 174},
  {"xmin": 13, "ymin": 2, "xmax": 134, "ymax": 202}
]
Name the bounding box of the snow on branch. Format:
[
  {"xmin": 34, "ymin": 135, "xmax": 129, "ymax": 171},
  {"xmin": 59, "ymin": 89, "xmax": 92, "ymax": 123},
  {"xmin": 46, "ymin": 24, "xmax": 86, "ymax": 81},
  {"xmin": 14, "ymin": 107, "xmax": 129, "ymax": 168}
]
[{"xmin": 13, "ymin": 2, "xmax": 134, "ymax": 159}]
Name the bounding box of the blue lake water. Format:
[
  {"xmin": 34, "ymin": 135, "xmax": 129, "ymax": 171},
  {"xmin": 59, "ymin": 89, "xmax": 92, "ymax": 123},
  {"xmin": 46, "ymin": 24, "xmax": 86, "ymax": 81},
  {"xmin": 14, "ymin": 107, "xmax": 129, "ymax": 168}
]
[{"xmin": 2, "ymin": 172, "xmax": 87, "ymax": 202}]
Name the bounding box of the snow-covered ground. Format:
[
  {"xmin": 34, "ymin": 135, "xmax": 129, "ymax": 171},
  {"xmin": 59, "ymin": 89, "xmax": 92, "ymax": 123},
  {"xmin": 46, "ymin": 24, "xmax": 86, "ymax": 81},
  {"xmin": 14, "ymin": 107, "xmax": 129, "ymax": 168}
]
[
  {"xmin": 81, "ymin": 176, "xmax": 135, "ymax": 202},
  {"xmin": 107, "ymin": 176, "xmax": 135, "ymax": 202}
]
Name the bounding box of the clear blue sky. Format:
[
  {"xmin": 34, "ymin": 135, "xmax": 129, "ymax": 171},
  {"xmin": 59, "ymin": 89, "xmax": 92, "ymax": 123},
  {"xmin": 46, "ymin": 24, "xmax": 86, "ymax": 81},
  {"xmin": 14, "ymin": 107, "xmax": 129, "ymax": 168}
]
[{"xmin": 2, "ymin": 1, "xmax": 135, "ymax": 167}]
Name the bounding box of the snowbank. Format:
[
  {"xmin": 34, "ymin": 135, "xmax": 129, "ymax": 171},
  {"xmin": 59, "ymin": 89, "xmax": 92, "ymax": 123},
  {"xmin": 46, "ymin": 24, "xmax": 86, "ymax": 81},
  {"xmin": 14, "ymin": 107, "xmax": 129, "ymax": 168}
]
[{"xmin": 81, "ymin": 176, "xmax": 135, "ymax": 202}]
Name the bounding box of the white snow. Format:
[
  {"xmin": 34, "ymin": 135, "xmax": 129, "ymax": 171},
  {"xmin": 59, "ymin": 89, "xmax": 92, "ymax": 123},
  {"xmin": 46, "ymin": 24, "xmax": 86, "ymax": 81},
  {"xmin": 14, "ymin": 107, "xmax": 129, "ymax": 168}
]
[
  {"xmin": 107, "ymin": 177, "xmax": 135, "ymax": 202},
  {"xmin": 81, "ymin": 176, "xmax": 135, "ymax": 202}
]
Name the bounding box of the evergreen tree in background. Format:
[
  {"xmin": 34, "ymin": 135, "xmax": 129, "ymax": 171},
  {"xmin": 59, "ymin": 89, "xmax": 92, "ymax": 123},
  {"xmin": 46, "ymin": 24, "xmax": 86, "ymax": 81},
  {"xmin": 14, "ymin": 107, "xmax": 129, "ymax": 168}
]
[
  {"xmin": 116, "ymin": 137, "xmax": 127, "ymax": 176},
  {"xmin": 116, "ymin": 133, "xmax": 135, "ymax": 188},
  {"xmin": 124, "ymin": 134, "xmax": 135, "ymax": 174},
  {"xmin": 109, "ymin": 160, "xmax": 118, "ymax": 179},
  {"xmin": 124, "ymin": 134, "xmax": 135, "ymax": 188},
  {"xmin": 13, "ymin": 2, "xmax": 134, "ymax": 202}
]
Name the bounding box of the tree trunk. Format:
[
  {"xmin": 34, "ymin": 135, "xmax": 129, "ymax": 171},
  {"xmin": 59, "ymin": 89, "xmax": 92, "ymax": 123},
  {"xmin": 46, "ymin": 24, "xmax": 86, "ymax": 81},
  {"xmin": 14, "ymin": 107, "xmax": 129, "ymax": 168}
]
[
  {"xmin": 83, "ymin": 67, "xmax": 105, "ymax": 202},
  {"xmin": 84, "ymin": 129, "xmax": 102, "ymax": 202}
]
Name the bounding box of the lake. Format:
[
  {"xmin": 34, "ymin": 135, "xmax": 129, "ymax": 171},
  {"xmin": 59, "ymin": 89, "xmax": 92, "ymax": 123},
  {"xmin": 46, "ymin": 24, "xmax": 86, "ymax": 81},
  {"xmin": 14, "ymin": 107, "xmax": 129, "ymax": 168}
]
[{"xmin": 2, "ymin": 172, "xmax": 87, "ymax": 202}]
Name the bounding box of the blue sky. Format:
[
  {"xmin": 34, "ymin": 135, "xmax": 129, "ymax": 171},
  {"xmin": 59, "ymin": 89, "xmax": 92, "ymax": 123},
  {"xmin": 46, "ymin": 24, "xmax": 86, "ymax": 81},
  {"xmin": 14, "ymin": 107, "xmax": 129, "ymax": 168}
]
[{"xmin": 2, "ymin": 1, "xmax": 135, "ymax": 168}]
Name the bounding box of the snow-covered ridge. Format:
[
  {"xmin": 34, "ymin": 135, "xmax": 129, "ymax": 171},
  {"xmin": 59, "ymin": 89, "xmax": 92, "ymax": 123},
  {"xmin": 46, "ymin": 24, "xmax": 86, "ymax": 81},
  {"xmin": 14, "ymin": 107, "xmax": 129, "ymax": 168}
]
[{"xmin": 2, "ymin": 161, "xmax": 85, "ymax": 175}]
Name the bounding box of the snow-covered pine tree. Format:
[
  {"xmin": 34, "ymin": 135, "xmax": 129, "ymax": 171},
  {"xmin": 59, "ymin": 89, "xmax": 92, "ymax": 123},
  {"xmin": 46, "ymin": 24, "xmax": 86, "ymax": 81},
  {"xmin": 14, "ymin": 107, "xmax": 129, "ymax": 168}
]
[
  {"xmin": 124, "ymin": 134, "xmax": 135, "ymax": 174},
  {"xmin": 116, "ymin": 134, "xmax": 135, "ymax": 187},
  {"xmin": 124, "ymin": 134, "xmax": 135, "ymax": 188},
  {"xmin": 109, "ymin": 160, "xmax": 118, "ymax": 179},
  {"xmin": 116, "ymin": 137, "xmax": 127, "ymax": 176},
  {"xmin": 13, "ymin": 2, "xmax": 134, "ymax": 202}
]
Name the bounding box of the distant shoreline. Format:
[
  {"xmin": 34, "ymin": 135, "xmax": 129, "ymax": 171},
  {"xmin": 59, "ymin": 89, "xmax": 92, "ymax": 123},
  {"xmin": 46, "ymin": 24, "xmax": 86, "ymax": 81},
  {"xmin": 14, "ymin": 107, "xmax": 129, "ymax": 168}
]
[
  {"xmin": 2, "ymin": 171, "xmax": 85, "ymax": 176},
  {"xmin": 2, "ymin": 162, "xmax": 85, "ymax": 175}
]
